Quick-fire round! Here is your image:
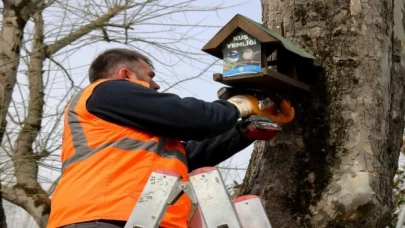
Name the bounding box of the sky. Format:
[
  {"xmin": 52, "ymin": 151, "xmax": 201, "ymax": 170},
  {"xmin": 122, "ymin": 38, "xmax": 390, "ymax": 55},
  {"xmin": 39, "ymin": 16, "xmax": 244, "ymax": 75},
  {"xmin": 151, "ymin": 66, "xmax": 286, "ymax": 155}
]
[{"xmin": 4, "ymin": 0, "xmax": 263, "ymax": 227}]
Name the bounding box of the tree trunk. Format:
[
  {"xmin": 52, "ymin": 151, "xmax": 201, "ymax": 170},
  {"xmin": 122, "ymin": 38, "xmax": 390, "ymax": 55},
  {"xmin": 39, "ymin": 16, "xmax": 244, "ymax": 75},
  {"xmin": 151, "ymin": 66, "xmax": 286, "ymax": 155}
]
[
  {"xmin": 0, "ymin": 0, "xmax": 44, "ymax": 150},
  {"xmin": 238, "ymin": 0, "xmax": 405, "ymax": 227},
  {"xmin": 2, "ymin": 8, "xmax": 50, "ymax": 228},
  {"xmin": 0, "ymin": 1, "xmax": 28, "ymax": 146},
  {"xmin": 0, "ymin": 182, "xmax": 6, "ymax": 228},
  {"xmin": 0, "ymin": 1, "xmax": 44, "ymax": 227},
  {"xmin": 12, "ymin": 9, "xmax": 49, "ymax": 227}
]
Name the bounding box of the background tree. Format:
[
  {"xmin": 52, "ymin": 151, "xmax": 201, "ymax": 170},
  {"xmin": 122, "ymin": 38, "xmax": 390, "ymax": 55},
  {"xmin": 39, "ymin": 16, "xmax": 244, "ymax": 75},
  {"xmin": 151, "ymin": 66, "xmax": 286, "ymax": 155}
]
[
  {"xmin": 1, "ymin": 1, "xmax": 47, "ymax": 227},
  {"xmin": 0, "ymin": 0, "xmax": 243, "ymax": 227},
  {"xmin": 238, "ymin": 0, "xmax": 405, "ymax": 227},
  {"xmin": 388, "ymin": 134, "xmax": 405, "ymax": 227}
]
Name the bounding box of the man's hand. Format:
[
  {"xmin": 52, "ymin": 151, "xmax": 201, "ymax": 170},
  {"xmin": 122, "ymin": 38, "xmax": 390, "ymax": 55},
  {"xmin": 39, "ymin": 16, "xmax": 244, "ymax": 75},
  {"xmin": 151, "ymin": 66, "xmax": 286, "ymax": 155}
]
[{"xmin": 227, "ymin": 95, "xmax": 295, "ymax": 124}]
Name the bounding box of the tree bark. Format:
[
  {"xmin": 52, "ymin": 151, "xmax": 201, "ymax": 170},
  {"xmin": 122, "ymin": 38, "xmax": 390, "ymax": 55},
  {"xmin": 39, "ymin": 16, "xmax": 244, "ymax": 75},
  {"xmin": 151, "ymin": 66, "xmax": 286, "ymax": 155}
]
[{"xmin": 239, "ymin": 0, "xmax": 405, "ymax": 227}]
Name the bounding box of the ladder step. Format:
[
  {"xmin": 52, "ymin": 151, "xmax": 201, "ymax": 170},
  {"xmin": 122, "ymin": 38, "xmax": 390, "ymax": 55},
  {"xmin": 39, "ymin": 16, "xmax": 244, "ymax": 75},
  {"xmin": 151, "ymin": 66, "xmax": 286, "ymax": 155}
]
[
  {"xmin": 233, "ymin": 195, "xmax": 272, "ymax": 228},
  {"xmin": 188, "ymin": 167, "xmax": 242, "ymax": 228},
  {"xmin": 124, "ymin": 169, "xmax": 182, "ymax": 228}
]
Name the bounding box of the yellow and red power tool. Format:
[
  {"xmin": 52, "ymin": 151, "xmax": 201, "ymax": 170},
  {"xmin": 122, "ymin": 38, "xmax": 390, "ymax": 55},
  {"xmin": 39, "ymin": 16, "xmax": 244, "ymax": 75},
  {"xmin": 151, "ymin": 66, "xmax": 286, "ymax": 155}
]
[{"xmin": 217, "ymin": 87, "xmax": 282, "ymax": 141}]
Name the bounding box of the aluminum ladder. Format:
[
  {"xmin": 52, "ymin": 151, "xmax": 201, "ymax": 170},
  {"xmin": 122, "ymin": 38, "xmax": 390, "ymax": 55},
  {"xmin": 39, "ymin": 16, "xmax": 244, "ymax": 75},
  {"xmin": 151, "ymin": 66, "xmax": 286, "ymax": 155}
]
[{"xmin": 124, "ymin": 167, "xmax": 272, "ymax": 228}]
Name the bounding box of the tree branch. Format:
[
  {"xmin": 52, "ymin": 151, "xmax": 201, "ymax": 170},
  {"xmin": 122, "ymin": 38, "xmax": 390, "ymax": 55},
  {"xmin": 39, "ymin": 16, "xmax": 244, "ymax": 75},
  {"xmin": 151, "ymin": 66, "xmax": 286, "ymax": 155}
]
[
  {"xmin": 161, "ymin": 60, "xmax": 217, "ymax": 92},
  {"xmin": 45, "ymin": 3, "xmax": 130, "ymax": 56},
  {"xmin": 1, "ymin": 185, "xmax": 19, "ymax": 207},
  {"xmin": 42, "ymin": 0, "xmax": 56, "ymax": 9},
  {"xmin": 12, "ymin": 8, "xmax": 45, "ymax": 189},
  {"xmin": 2, "ymin": 183, "xmax": 49, "ymax": 227},
  {"xmin": 48, "ymin": 56, "xmax": 80, "ymax": 90},
  {"xmin": 47, "ymin": 175, "xmax": 60, "ymax": 194},
  {"xmin": 6, "ymin": 13, "xmax": 51, "ymax": 225}
]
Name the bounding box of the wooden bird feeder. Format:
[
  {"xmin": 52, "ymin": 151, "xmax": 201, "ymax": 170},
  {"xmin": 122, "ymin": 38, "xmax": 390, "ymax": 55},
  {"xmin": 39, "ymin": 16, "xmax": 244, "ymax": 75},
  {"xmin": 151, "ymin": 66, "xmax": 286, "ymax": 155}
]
[{"xmin": 202, "ymin": 14, "xmax": 316, "ymax": 100}]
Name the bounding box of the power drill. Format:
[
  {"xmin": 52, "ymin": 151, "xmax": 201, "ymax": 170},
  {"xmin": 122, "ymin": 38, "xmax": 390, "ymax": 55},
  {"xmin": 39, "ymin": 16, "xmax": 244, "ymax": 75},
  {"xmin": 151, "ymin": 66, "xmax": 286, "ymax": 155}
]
[{"xmin": 217, "ymin": 87, "xmax": 282, "ymax": 141}]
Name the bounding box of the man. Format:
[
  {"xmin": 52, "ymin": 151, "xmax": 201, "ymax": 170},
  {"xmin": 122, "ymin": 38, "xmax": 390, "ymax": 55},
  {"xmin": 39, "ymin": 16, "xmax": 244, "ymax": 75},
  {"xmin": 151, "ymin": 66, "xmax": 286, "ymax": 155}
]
[{"xmin": 47, "ymin": 48, "xmax": 294, "ymax": 228}]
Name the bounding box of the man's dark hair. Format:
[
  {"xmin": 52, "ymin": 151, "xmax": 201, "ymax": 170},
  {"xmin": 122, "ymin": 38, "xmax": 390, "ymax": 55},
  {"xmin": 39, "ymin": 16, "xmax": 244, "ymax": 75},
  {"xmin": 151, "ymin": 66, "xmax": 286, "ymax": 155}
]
[{"xmin": 88, "ymin": 48, "xmax": 153, "ymax": 83}]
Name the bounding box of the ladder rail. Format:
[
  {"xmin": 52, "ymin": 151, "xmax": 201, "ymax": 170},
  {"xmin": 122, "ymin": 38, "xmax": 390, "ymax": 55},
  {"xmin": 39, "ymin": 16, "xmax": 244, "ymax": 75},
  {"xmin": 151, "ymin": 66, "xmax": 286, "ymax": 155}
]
[
  {"xmin": 233, "ymin": 195, "xmax": 272, "ymax": 228},
  {"xmin": 189, "ymin": 167, "xmax": 243, "ymax": 228},
  {"xmin": 124, "ymin": 169, "xmax": 183, "ymax": 228}
]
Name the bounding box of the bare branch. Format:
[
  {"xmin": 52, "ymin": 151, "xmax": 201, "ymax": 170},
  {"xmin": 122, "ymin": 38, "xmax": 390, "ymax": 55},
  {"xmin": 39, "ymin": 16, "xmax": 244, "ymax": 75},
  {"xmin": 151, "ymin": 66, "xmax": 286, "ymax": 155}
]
[
  {"xmin": 1, "ymin": 185, "xmax": 18, "ymax": 207},
  {"xmin": 12, "ymin": 8, "xmax": 45, "ymax": 188},
  {"xmin": 6, "ymin": 112, "xmax": 22, "ymax": 125},
  {"xmin": 42, "ymin": 0, "xmax": 56, "ymax": 9},
  {"xmin": 48, "ymin": 56, "xmax": 81, "ymax": 90},
  {"xmin": 103, "ymin": 23, "xmax": 133, "ymax": 29},
  {"xmin": 45, "ymin": 3, "xmax": 131, "ymax": 56},
  {"xmin": 161, "ymin": 59, "xmax": 219, "ymax": 92},
  {"xmin": 137, "ymin": 22, "xmax": 222, "ymax": 28},
  {"xmin": 2, "ymin": 183, "xmax": 49, "ymax": 227},
  {"xmin": 46, "ymin": 175, "xmax": 60, "ymax": 194}
]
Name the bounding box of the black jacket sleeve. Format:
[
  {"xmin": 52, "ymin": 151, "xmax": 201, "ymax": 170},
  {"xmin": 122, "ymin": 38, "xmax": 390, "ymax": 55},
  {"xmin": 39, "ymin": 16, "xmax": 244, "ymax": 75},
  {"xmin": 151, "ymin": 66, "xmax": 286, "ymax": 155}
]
[
  {"xmin": 86, "ymin": 79, "xmax": 240, "ymax": 141},
  {"xmin": 184, "ymin": 120, "xmax": 254, "ymax": 172}
]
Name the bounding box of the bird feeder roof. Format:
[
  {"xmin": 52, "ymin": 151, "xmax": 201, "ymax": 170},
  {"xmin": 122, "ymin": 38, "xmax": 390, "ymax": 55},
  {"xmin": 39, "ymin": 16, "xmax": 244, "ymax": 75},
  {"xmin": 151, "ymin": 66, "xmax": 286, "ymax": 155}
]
[{"xmin": 201, "ymin": 14, "xmax": 316, "ymax": 60}]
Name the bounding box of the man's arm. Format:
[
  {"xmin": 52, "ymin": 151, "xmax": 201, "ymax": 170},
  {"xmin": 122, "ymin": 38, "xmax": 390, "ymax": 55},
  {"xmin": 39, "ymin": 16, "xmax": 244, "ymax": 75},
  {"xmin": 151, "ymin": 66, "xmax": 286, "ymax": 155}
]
[
  {"xmin": 184, "ymin": 120, "xmax": 254, "ymax": 172},
  {"xmin": 86, "ymin": 79, "xmax": 240, "ymax": 141}
]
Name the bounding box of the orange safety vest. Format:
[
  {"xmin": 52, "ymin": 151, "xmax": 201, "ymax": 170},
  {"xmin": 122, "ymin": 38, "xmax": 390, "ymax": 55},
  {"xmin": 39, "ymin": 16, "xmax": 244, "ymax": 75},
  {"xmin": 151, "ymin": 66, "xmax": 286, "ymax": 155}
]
[{"xmin": 47, "ymin": 79, "xmax": 191, "ymax": 228}]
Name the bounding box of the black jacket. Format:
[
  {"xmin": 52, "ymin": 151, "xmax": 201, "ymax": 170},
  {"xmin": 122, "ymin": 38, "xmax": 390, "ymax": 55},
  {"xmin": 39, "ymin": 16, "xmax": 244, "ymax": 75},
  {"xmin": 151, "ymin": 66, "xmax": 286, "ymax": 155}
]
[{"xmin": 86, "ymin": 79, "xmax": 253, "ymax": 172}]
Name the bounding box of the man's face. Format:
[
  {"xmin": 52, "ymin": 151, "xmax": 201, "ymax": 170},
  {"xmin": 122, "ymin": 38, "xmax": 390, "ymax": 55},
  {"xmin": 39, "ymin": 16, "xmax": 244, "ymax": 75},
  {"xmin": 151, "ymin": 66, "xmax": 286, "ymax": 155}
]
[{"xmin": 120, "ymin": 59, "xmax": 160, "ymax": 90}]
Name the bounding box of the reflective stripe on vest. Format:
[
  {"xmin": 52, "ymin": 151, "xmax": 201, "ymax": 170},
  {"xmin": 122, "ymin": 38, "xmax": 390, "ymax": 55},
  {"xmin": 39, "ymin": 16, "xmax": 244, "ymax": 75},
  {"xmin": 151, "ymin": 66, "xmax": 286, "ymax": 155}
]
[{"xmin": 61, "ymin": 90, "xmax": 188, "ymax": 173}]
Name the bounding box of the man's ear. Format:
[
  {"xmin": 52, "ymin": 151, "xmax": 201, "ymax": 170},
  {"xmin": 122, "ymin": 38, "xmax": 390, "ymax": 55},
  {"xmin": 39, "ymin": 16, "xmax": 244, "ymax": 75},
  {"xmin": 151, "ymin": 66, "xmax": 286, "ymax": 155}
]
[{"xmin": 117, "ymin": 68, "xmax": 131, "ymax": 80}]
